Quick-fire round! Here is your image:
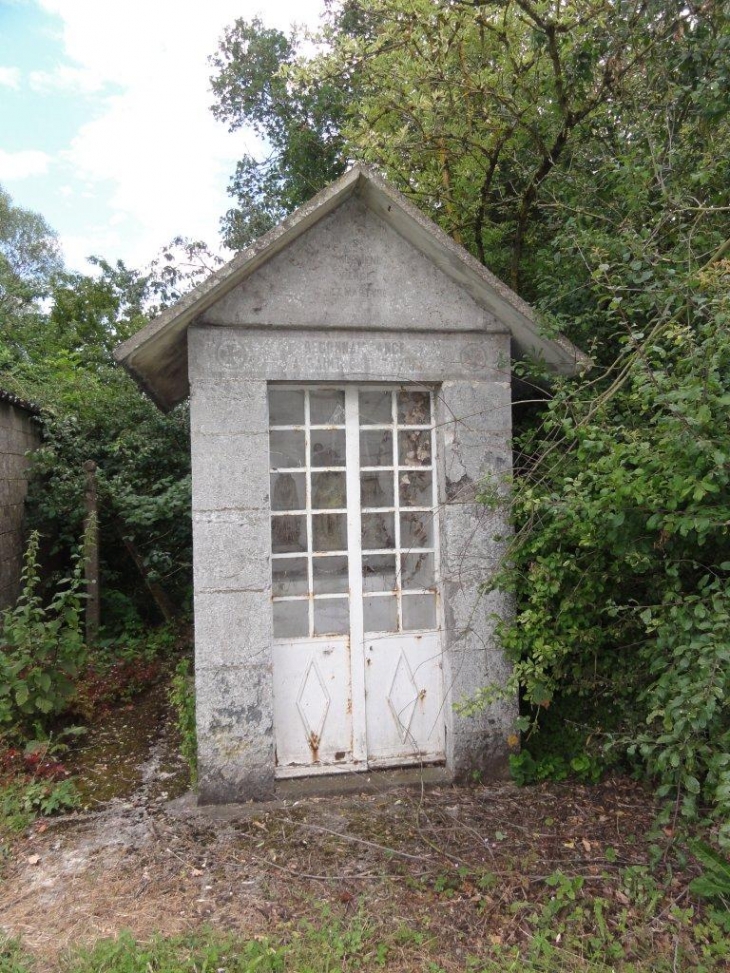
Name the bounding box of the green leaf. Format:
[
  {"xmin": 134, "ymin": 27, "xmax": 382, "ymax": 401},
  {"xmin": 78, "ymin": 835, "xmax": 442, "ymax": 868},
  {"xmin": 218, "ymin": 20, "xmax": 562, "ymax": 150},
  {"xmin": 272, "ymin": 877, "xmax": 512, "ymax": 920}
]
[{"xmin": 14, "ymin": 684, "xmax": 29, "ymax": 707}]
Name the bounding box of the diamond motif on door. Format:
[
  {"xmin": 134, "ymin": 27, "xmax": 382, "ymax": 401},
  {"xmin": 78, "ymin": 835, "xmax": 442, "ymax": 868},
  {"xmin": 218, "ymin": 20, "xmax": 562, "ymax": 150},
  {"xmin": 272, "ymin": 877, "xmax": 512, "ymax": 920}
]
[
  {"xmin": 387, "ymin": 652, "xmax": 418, "ymax": 743},
  {"xmin": 296, "ymin": 659, "xmax": 331, "ymax": 749}
]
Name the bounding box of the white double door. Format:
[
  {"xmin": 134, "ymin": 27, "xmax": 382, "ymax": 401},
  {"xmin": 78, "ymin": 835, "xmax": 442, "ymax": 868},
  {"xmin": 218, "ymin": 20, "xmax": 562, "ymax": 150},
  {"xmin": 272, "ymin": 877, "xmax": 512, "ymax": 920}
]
[{"xmin": 268, "ymin": 385, "xmax": 445, "ymax": 776}]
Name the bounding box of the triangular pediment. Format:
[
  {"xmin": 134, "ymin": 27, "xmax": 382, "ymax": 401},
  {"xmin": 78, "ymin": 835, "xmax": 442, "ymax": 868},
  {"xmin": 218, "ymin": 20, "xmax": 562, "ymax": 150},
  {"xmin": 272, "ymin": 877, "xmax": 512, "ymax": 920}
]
[
  {"xmin": 115, "ymin": 165, "xmax": 589, "ymax": 411},
  {"xmin": 200, "ymin": 195, "xmax": 495, "ymax": 333}
]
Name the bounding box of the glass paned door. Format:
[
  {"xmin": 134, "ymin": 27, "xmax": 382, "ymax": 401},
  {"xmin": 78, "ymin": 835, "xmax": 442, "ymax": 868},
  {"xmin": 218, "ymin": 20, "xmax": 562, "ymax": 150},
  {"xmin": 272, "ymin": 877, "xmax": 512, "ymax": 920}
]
[
  {"xmin": 269, "ymin": 386, "xmax": 445, "ymax": 777},
  {"xmin": 357, "ymin": 388, "xmax": 445, "ymax": 766}
]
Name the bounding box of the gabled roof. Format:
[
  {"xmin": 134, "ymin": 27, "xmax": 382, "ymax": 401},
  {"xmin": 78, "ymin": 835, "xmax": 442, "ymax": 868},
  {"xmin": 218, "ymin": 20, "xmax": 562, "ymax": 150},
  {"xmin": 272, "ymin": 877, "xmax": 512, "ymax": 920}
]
[
  {"xmin": 0, "ymin": 388, "xmax": 41, "ymax": 416},
  {"xmin": 115, "ymin": 165, "xmax": 590, "ymax": 410}
]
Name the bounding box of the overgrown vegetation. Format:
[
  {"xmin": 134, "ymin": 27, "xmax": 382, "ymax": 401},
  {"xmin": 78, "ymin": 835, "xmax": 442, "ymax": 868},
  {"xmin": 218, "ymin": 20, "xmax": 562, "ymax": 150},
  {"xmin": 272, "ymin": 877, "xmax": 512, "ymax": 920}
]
[
  {"xmin": 1, "ymin": 190, "xmax": 221, "ymax": 628},
  {"xmin": 168, "ymin": 657, "xmax": 197, "ymax": 785},
  {"xmin": 0, "ymin": 533, "xmax": 86, "ymax": 732},
  {"xmin": 487, "ymin": 269, "xmax": 730, "ymax": 842},
  {"xmin": 206, "ymin": 0, "xmax": 730, "ymax": 841},
  {"xmin": 0, "ymin": 530, "xmax": 183, "ymax": 835},
  {"xmin": 1, "ymin": 189, "xmax": 201, "ymax": 819}
]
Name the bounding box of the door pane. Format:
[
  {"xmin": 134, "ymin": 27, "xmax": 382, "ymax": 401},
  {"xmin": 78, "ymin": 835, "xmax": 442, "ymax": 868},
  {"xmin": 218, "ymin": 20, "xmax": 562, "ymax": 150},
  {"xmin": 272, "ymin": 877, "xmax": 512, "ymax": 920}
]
[
  {"xmin": 270, "ymin": 430, "xmax": 306, "ymax": 469},
  {"xmin": 363, "ymin": 595, "xmax": 398, "ymax": 633},
  {"xmin": 272, "ymin": 515, "xmax": 306, "ymax": 554},
  {"xmin": 312, "ymin": 471, "xmax": 346, "ymax": 509},
  {"xmin": 398, "ymin": 430, "xmax": 431, "ymax": 467},
  {"xmin": 313, "ymin": 556, "xmax": 349, "ymax": 594},
  {"xmin": 400, "ymin": 511, "xmax": 433, "ymax": 549},
  {"xmin": 401, "ymin": 552, "xmax": 435, "ymax": 590},
  {"xmin": 362, "ymin": 554, "xmax": 396, "ymax": 592},
  {"xmin": 311, "ymin": 429, "xmax": 346, "ymax": 467},
  {"xmin": 273, "ymin": 600, "xmax": 309, "ymax": 639},
  {"xmin": 269, "ymin": 388, "xmax": 305, "ymax": 425},
  {"xmin": 312, "ymin": 513, "xmax": 347, "ymax": 552},
  {"xmin": 402, "ymin": 593, "xmax": 437, "ymax": 631},
  {"xmin": 360, "ymin": 470, "xmax": 394, "ymax": 508},
  {"xmin": 399, "ymin": 471, "xmax": 432, "ymax": 508},
  {"xmin": 272, "ymin": 558, "xmax": 308, "ymax": 596},
  {"xmin": 362, "ymin": 512, "xmax": 395, "ymax": 550},
  {"xmin": 271, "ymin": 472, "xmax": 305, "ymax": 511},
  {"xmin": 310, "ymin": 389, "xmax": 346, "ymax": 425},
  {"xmin": 360, "ymin": 429, "xmax": 393, "ymax": 467},
  {"xmin": 359, "ymin": 389, "xmax": 392, "ymax": 425},
  {"xmin": 397, "ymin": 389, "xmax": 430, "ymax": 425},
  {"xmin": 313, "ymin": 599, "xmax": 349, "ymax": 636}
]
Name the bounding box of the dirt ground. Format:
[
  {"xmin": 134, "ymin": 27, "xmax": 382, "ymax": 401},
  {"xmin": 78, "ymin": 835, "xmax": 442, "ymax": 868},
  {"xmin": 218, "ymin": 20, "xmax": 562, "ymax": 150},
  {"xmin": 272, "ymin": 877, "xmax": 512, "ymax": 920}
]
[{"xmin": 0, "ymin": 698, "xmax": 716, "ymax": 971}]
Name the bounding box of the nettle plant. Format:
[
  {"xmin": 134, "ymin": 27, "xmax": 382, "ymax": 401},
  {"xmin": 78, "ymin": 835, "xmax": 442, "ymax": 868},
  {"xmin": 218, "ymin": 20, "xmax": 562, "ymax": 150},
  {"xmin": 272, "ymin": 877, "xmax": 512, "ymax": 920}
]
[{"xmin": 0, "ymin": 531, "xmax": 87, "ymax": 733}]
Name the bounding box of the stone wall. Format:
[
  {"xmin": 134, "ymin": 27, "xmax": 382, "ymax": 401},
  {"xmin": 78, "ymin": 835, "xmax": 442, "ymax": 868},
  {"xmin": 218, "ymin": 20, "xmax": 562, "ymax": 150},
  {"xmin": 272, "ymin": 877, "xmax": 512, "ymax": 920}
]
[
  {"xmin": 0, "ymin": 396, "xmax": 40, "ymax": 609},
  {"xmin": 189, "ymin": 327, "xmax": 516, "ymax": 803}
]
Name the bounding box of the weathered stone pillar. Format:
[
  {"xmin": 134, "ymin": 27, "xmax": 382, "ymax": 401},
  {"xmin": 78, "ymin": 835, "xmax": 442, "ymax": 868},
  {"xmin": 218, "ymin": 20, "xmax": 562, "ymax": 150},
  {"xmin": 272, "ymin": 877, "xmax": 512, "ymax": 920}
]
[
  {"xmin": 190, "ymin": 376, "xmax": 276, "ymax": 802},
  {"xmin": 437, "ymin": 375, "xmax": 515, "ymax": 780}
]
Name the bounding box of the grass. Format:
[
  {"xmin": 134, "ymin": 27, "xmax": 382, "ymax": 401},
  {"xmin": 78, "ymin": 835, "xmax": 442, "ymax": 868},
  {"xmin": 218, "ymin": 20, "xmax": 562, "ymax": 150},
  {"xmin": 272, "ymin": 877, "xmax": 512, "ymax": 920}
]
[
  {"xmin": 1, "ymin": 892, "xmax": 729, "ymax": 973},
  {"xmin": 0, "ymin": 933, "xmax": 281, "ymax": 973}
]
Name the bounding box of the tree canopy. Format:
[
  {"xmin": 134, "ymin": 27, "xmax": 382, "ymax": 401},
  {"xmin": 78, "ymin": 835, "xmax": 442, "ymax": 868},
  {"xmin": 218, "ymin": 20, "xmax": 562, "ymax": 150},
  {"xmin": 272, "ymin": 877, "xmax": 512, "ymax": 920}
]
[
  {"xmin": 209, "ymin": 14, "xmax": 349, "ymax": 249},
  {"xmin": 0, "ymin": 186, "xmax": 62, "ymax": 315}
]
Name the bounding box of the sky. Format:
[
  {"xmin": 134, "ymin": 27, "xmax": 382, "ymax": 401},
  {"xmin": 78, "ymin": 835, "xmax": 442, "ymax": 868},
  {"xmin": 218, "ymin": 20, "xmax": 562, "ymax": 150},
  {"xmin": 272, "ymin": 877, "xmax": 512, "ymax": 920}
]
[{"xmin": 0, "ymin": 0, "xmax": 328, "ymax": 273}]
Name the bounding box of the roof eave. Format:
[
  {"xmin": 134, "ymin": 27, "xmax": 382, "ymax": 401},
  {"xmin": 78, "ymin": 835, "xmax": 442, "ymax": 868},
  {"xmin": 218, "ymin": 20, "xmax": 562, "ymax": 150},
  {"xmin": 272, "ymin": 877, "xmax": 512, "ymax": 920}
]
[{"xmin": 114, "ymin": 165, "xmax": 590, "ymax": 408}]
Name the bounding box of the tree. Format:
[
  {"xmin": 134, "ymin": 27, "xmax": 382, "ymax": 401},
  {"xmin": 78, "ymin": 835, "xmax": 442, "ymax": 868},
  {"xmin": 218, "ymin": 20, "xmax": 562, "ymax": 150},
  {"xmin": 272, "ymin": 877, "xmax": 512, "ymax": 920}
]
[
  {"xmin": 209, "ymin": 14, "xmax": 349, "ymax": 249},
  {"xmin": 452, "ymin": 1, "xmax": 730, "ymax": 834},
  {"xmin": 0, "ymin": 186, "xmax": 62, "ymax": 313},
  {"xmin": 297, "ymin": 0, "xmax": 726, "ymax": 345},
  {"xmin": 0, "ymin": 186, "xmax": 63, "ymax": 372}
]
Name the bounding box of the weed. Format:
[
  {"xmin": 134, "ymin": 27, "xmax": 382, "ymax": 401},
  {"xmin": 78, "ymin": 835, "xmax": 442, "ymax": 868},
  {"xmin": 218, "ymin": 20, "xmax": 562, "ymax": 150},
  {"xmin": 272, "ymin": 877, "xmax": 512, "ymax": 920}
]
[
  {"xmin": 509, "ymin": 750, "xmax": 604, "ymax": 786},
  {"xmin": 71, "ymin": 622, "xmax": 181, "ymax": 721},
  {"xmin": 689, "ymin": 840, "xmax": 730, "ymax": 907},
  {"xmin": 1, "ymin": 896, "xmax": 729, "ymax": 973},
  {"xmin": 292, "ymin": 904, "xmax": 387, "ymax": 968},
  {"xmin": 618, "ymin": 864, "xmax": 662, "ymax": 913},
  {"xmin": 0, "ymin": 532, "xmax": 86, "ymax": 735},
  {"xmin": 0, "ymin": 938, "xmax": 34, "ymax": 973},
  {"xmin": 169, "ymin": 656, "xmax": 196, "ymax": 785},
  {"xmin": 1, "ymin": 777, "xmax": 79, "ymax": 832}
]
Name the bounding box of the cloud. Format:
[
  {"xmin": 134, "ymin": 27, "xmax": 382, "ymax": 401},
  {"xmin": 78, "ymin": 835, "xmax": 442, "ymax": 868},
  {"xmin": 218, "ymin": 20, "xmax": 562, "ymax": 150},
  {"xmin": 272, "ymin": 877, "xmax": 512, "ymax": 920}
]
[
  {"xmin": 34, "ymin": 0, "xmax": 328, "ymax": 267},
  {"xmin": 29, "ymin": 64, "xmax": 104, "ymax": 94},
  {"xmin": 0, "ymin": 149, "xmax": 51, "ymax": 180},
  {"xmin": 0, "ymin": 66, "xmax": 20, "ymax": 89}
]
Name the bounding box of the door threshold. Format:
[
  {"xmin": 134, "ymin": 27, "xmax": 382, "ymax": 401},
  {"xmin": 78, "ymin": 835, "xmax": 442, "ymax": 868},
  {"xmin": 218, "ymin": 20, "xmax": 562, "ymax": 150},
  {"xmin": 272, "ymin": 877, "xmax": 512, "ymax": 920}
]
[{"xmin": 275, "ymin": 764, "xmax": 451, "ymax": 800}]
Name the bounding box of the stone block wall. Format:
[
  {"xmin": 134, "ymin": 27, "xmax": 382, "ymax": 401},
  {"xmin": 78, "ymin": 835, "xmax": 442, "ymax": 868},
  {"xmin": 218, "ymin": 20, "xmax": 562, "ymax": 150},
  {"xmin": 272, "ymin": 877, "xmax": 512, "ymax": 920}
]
[
  {"xmin": 0, "ymin": 397, "xmax": 40, "ymax": 608},
  {"xmin": 189, "ymin": 326, "xmax": 517, "ymax": 802}
]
